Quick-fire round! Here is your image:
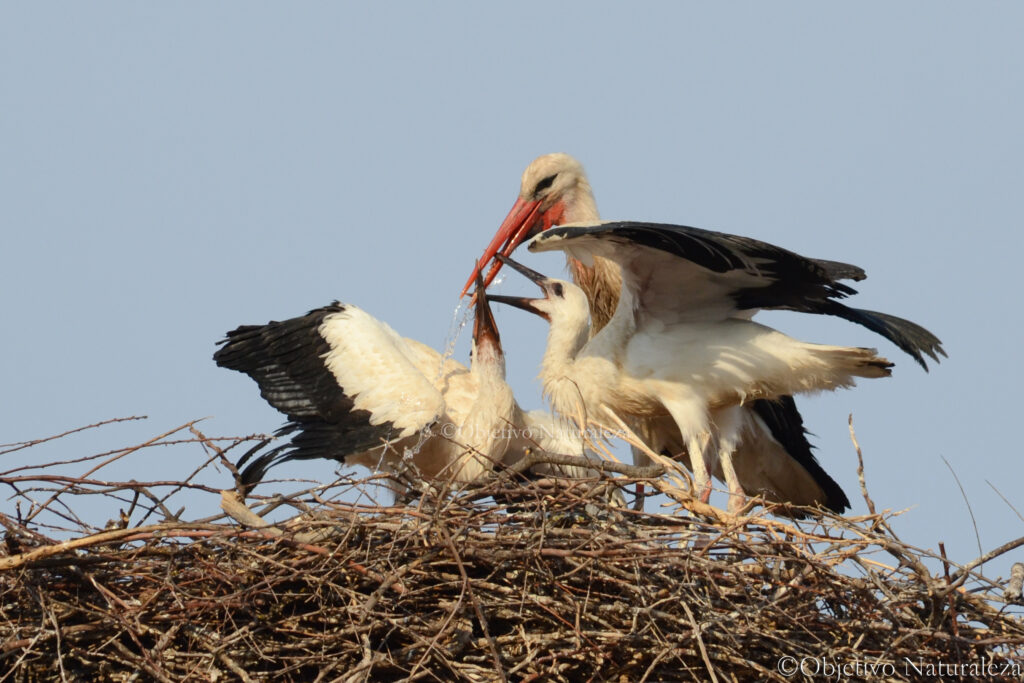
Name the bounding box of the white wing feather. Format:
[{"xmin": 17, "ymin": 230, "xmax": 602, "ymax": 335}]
[
  {"xmin": 318, "ymin": 307, "xmax": 445, "ymax": 436},
  {"xmin": 529, "ymin": 227, "xmax": 760, "ymax": 323}
]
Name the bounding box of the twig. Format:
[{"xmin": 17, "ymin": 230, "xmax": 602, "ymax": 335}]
[
  {"xmin": 943, "ymin": 455, "xmax": 983, "ymax": 564},
  {"xmin": 849, "ymin": 414, "xmax": 875, "ymax": 516},
  {"xmin": 23, "ymin": 420, "xmax": 207, "ymax": 524},
  {"xmin": 0, "ymin": 416, "xmax": 147, "ymax": 458}
]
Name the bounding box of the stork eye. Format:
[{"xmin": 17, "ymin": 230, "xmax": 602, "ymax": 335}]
[
  {"xmin": 534, "ymin": 174, "xmax": 556, "ymax": 195},
  {"xmin": 552, "ymin": 283, "xmax": 564, "ymax": 297}
]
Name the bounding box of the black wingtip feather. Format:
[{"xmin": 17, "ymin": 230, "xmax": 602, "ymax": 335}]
[
  {"xmin": 812, "ymin": 258, "xmax": 867, "ymax": 283},
  {"xmin": 750, "ymin": 396, "xmax": 850, "ymax": 514},
  {"xmin": 236, "ymin": 418, "xmax": 400, "ymax": 490},
  {"xmin": 825, "ymin": 305, "xmax": 945, "ymax": 371}
]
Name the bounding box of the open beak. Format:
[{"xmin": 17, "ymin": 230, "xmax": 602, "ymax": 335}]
[
  {"xmin": 471, "ymin": 266, "xmax": 500, "ymax": 352},
  {"xmin": 486, "ymin": 255, "xmax": 552, "ymax": 321},
  {"xmin": 488, "ymin": 294, "xmax": 548, "ymax": 321},
  {"xmin": 495, "ymin": 254, "xmax": 549, "ymax": 288},
  {"xmin": 461, "ymin": 195, "xmax": 562, "ymax": 297}
]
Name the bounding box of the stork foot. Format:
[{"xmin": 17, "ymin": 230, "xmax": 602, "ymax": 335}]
[
  {"xmin": 727, "ymin": 491, "xmax": 747, "ymax": 515},
  {"xmin": 632, "ymin": 482, "xmax": 647, "ymax": 511},
  {"xmin": 697, "ymin": 480, "xmax": 713, "ymax": 504}
]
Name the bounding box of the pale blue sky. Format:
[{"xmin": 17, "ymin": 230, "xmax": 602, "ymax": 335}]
[{"xmin": 3, "ymin": 4, "xmax": 1022, "ymax": 578}]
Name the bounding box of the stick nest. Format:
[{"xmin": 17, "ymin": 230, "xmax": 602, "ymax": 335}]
[{"xmin": 2, "ymin": 419, "xmax": 1023, "ymax": 681}]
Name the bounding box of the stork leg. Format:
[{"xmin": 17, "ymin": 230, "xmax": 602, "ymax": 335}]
[
  {"xmin": 661, "ymin": 393, "xmax": 715, "ymax": 504},
  {"xmin": 713, "ymin": 406, "xmax": 746, "ymax": 514},
  {"xmin": 629, "ymin": 417, "xmax": 662, "ymax": 511},
  {"xmin": 691, "ymin": 434, "xmax": 714, "ymax": 503}
]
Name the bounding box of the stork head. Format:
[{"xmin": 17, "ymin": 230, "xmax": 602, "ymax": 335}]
[
  {"xmin": 487, "ymin": 255, "xmax": 589, "ymax": 329},
  {"xmin": 461, "ymin": 153, "xmax": 595, "ymax": 297}
]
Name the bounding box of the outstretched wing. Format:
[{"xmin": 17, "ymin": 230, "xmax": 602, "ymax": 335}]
[
  {"xmin": 214, "ymin": 303, "xmax": 446, "ymax": 484},
  {"xmin": 530, "ymin": 221, "xmax": 944, "ymax": 369}
]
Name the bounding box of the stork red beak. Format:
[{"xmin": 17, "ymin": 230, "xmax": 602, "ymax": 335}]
[{"xmin": 460, "ymin": 195, "xmax": 564, "ymax": 297}]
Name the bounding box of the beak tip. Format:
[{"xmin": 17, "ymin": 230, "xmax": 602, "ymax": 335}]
[{"xmin": 462, "ymin": 196, "xmax": 544, "ymax": 299}]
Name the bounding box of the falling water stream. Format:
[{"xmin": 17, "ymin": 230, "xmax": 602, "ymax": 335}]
[{"xmin": 398, "ymin": 279, "xmax": 490, "ymax": 467}]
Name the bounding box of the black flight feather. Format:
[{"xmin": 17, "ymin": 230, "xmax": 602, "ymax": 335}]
[{"xmin": 214, "ymin": 303, "xmax": 398, "ymax": 487}]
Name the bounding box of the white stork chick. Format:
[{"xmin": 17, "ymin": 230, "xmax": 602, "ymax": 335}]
[
  {"xmin": 491, "ymin": 253, "xmax": 893, "ymax": 514},
  {"xmin": 215, "ymin": 276, "xmax": 592, "ymax": 493}
]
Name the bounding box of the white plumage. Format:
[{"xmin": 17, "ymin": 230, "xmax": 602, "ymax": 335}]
[
  {"xmin": 491, "ymin": 255, "xmax": 892, "ymax": 512},
  {"xmin": 469, "ymin": 153, "xmax": 943, "ymax": 514},
  {"xmin": 215, "ymin": 280, "xmax": 594, "ymax": 492},
  {"xmin": 319, "ymin": 306, "xmax": 447, "ymax": 437}
]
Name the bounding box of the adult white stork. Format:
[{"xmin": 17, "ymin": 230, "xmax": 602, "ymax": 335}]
[
  {"xmin": 463, "ymin": 153, "xmax": 943, "ymax": 369},
  {"xmin": 490, "ymin": 250, "xmax": 894, "ymax": 514},
  {"xmin": 464, "ymin": 154, "xmax": 943, "ymax": 513},
  {"xmin": 214, "ymin": 275, "xmax": 592, "ymax": 492}
]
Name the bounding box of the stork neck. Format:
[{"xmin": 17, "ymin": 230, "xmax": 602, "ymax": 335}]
[
  {"xmin": 470, "ymin": 341, "xmax": 508, "ymax": 392},
  {"xmin": 540, "ymin": 308, "xmax": 590, "ymax": 380},
  {"xmin": 562, "ymin": 176, "xmax": 599, "ymax": 224},
  {"xmin": 570, "ymin": 256, "xmax": 623, "ymax": 334},
  {"xmin": 561, "ymin": 178, "xmax": 620, "ymax": 334},
  {"xmin": 463, "ymin": 344, "xmax": 516, "ymax": 455}
]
